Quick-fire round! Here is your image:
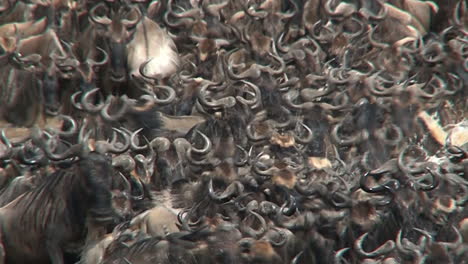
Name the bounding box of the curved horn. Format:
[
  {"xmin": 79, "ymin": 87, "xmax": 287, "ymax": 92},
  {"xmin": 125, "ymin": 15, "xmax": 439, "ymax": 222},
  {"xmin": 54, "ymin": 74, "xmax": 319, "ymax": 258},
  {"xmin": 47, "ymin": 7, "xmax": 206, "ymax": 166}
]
[
  {"xmin": 311, "ymin": 20, "xmax": 336, "ymax": 42},
  {"xmin": 242, "ymin": 3, "xmax": 268, "ymax": 19},
  {"xmin": 87, "ymin": 46, "xmax": 109, "ymax": 68},
  {"xmin": 130, "ymin": 128, "xmax": 147, "ymax": 151},
  {"xmin": 19, "ymin": 143, "xmax": 45, "ymax": 165},
  {"xmin": 264, "ymin": 52, "xmax": 286, "ymax": 75},
  {"xmin": 121, "ymin": 5, "xmax": 142, "ymax": 28},
  {"xmin": 355, "ymin": 232, "xmax": 395, "ymax": 258},
  {"xmin": 453, "ymin": 0, "xmax": 466, "ymax": 27},
  {"xmin": 118, "ymin": 172, "xmax": 132, "ymax": 194},
  {"xmin": 31, "ymin": 127, "xmax": 84, "ymax": 161},
  {"xmin": 189, "ymin": 130, "xmax": 212, "ymax": 156},
  {"xmin": 235, "ymin": 145, "xmax": 249, "ymax": 166},
  {"xmin": 130, "ymin": 176, "xmax": 145, "ymax": 201},
  {"xmin": 95, "ymin": 128, "xmax": 131, "ymax": 154},
  {"xmin": 334, "ymin": 248, "xmax": 350, "ymax": 264},
  {"xmin": 81, "ymin": 88, "xmax": 105, "ymax": 113},
  {"xmin": 421, "ymin": 41, "xmax": 445, "ymax": 63},
  {"xmin": 291, "ymin": 251, "xmax": 304, "ymax": 264},
  {"xmin": 396, "ymin": 229, "xmax": 426, "ymax": 258},
  {"xmin": 198, "ymin": 83, "xmax": 236, "ymax": 109},
  {"xmin": 368, "ymin": 25, "xmax": 390, "ymax": 49},
  {"xmin": 169, "ymin": 0, "xmax": 201, "ymax": 19},
  {"xmin": 397, "ymin": 145, "xmax": 427, "ymax": 175},
  {"xmin": 437, "ymin": 225, "xmax": 463, "ymax": 249},
  {"xmin": 138, "ymin": 59, "xmax": 157, "ymax": 80},
  {"xmin": 240, "ymin": 201, "xmax": 267, "ymax": 239},
  {"xmin": 319, "ymin": 92, "xmax": 351, "ymax": 111},
  {"xmin": 71, "ymin": 91, "xmax": 84, "ymax": 110},
  {"xmin": 101, "ymin": 95, "xmax": 129, "ymax": 121},
  {"xmin": 275, "ymin": 31, "xmax": 290, "ymax": 53},
  {"xmin": 360, "ymin": 172, "xmax": 401, "ymax": 194},
  {"xmin": 208, "ymin": 179, "xmax": 244, "ymax": 203},
  {"xmin": 410, "ymin": 167, "xmax": 440, "ymax": 191},
  {"xmin": 177, "ymin": 208, "xmax": 202, "ymax": 231},
  {"xmin": 359, "ymin": 0, "xmax": 388, "ymax": 20},
  {"xmin": 226, "ymin": 61, "xmax": 262, "ymax": 80},
  {"xmin": 152, "ymin": 85, "xmax": 176, "ymax": 105},
  {"xmin": 342, "ymin": 17, "xmax": 365, "ymax": 39},
  {"xmin": 236, "ymin": 80, "xmax": 261, "ymax": 109},
  {"xmin": 253, "ymin": 153, "xmax": 278, "ymax": 176},
  {"xmin": 253, "ymin": 164, "xmax": 279, "ymax": 177},
  {"xmin": 293, "ymin": 122, "xmax": 313, "ymax": 144},
  {"xmin": 396, "ymin": 229, "xmax": 412, "ymax": 255},
  {"xmin": 283, "ymin": 89, "xmax": 316, "ymax": 110},
  {"xmin": 89, "ymin": 2, "xmax": 112, "ymax": 25},
  {"xmin": 45, "ymin": 115, "xmax": 77, "ymax": 137},
  {"xmin": 0, "ymin": 130, "xmax": 13, "ymax": 160},
  {"xmin": 164, "ymin": 0, "xmax": 196, "ymax": 28},
  {"xmin": 263, "ymin": 228, "xmax": 288, "ymax": 247},
  {"xmin": 331, "ymin": 122, "xmax": 368, "ymax": 146},
  {"xmin": 186, "ymin": 150, "xmax": 212, "ymax": 166},
  {"xmin": 325, "ymin": 0, "xmax": 356, "ymax": 18},
  {"xmin": 280, "ymin": 190, "xmax": 297, "ymax": 216}
]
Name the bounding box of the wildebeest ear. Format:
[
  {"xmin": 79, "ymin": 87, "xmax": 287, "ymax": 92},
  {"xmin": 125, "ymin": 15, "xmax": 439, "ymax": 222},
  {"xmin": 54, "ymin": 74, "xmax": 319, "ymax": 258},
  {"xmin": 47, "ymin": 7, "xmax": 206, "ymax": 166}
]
[
  {"xmin": 147, "ymin": 0, "xmax": 162, "ymax": 18},
  {"xmin": 121, "ymin": 5, "xmax": 142, "ymax": 28},
  {"xmin": 0, "ymin": 36, "xmax": 17, "ymax": 53}
]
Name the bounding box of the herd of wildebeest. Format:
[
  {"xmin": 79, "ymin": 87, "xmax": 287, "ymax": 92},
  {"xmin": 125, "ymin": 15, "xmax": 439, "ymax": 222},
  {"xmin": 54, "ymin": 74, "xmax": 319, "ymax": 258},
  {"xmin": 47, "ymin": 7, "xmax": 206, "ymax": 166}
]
[{"xmin": 0, "ymin": 0, "xmax": 467, "ymax": 263}]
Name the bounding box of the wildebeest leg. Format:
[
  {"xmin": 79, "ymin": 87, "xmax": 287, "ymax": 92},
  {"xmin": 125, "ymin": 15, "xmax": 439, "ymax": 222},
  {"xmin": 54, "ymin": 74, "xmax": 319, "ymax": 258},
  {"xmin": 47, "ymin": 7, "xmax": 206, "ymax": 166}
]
[{"xmin": 46, "ymin": 239, "xmax": 64, "ymax": 264}]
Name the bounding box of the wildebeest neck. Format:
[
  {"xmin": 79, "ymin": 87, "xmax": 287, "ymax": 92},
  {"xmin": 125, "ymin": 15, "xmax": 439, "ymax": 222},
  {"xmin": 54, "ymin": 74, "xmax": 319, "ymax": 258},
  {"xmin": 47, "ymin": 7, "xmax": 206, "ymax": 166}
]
[{"xmin": 78, "ymin": 153, "xmax": 115, "ymax": 222}]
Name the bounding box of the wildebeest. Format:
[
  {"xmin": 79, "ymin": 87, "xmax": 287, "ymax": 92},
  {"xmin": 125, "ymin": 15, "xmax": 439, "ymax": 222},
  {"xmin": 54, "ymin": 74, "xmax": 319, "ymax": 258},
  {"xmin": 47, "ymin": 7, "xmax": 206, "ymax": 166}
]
[
  {"xmin": 126, "ymin": 16, "xmax": 180, "ymax": 81},
  {"xmin": 0, "ymin": 134, "xmax": 124, "ymax": 264},
  {"xmin": 88, "ymin": 1, "xmax": 141, "ymax": 83}
]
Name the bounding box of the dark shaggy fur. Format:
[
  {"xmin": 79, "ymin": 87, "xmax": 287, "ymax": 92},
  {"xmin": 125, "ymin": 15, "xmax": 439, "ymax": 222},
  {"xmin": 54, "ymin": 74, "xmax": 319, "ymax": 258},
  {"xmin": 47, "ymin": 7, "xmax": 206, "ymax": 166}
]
[{"xmin": 0, "ymin": 152, "xmax": 118, "ymax": 264}]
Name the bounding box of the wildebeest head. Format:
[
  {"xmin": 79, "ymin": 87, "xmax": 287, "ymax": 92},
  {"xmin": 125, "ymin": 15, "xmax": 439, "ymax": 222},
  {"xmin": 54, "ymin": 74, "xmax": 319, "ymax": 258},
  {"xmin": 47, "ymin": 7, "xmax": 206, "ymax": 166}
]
[
  {"xmin": 0, "ymin": 27, "xmax": 66, "ymax": 125},
  {"xmin": 89, "ymin": 2, "xmax": 141, "ymax": 82}
]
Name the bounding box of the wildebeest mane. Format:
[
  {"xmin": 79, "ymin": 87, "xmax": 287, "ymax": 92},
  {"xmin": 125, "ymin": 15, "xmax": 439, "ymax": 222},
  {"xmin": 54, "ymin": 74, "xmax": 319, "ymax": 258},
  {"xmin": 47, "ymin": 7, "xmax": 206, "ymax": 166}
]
[
  {"xmin": 16, "ymin": 168, "xmax": 88, "ymax": 236},
  {"xmin": 14, "ymin": 153, "xmax": 115, "ymax": 236},
  {"xmin": 0, "ymin": 175, "xmax": 34, "ymax": 207}
]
